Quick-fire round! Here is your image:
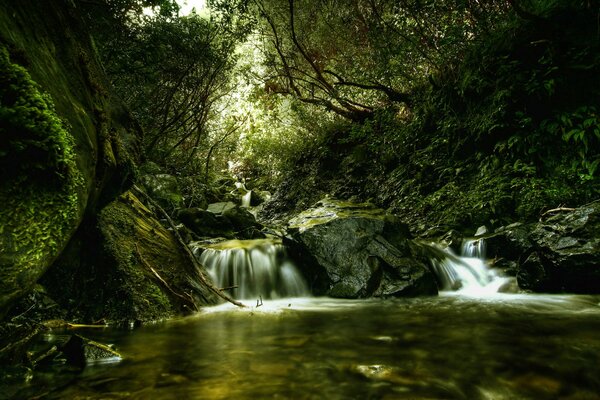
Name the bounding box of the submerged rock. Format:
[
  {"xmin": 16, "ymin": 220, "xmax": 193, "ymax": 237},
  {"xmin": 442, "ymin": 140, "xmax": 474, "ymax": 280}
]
[
  {"xmin": 60, "ymin": 335, "xmax": 121, "ymax": 367},
  {"xmin": 286, "ymin": 199, "xmax": 437, "ymax": 298},
  {"xmin": 191, "ymin": 238, "xmax": 308, "ymax": 299}
]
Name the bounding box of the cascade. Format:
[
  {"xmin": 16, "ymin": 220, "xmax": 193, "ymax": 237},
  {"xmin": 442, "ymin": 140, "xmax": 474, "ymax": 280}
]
[
  {"xmin": 241, "ymin": 190, "xmax": 252, "ymax": 208},
  {"xmin": 429, "ymin": 238, "xmax": 512, "ymax": 296},
  {"xmin": 193, "ymin": 239, "xmax": 309, "ymax": 300}
]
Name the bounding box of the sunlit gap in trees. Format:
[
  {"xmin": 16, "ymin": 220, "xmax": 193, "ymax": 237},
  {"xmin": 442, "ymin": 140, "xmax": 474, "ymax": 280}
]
[{"xmin": 143, "ymin": 0, "xmax": 207, "ymax": 17}]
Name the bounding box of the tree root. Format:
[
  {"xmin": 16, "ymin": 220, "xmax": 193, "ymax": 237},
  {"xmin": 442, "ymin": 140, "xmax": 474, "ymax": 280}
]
[
  {"xmin": 132, "ymin": 185, "xmax": 246, "ymax": 308},
  {"xmin": 135, "ymin": 243, "xmax": 198, "ymax": 311}
]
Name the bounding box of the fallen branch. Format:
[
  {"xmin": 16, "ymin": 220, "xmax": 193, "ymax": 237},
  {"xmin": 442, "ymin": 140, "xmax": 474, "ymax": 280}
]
[
  {"xmin": 541, "ymin": 207, "xmax": 576, "ymax": 217},
  {"xmin": 132, "ymin": 185, "xmax": 246, "ymax": 308},
  {"xmin": 135, "ymin": 243, "xmax": 198, "ymax": 311}
]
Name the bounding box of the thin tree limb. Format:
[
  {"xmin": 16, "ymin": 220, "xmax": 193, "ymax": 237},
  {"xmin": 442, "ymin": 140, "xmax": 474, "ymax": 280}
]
[{"xmin": 133, "ymin": 185, "xmax": 246, "ymax": 308}]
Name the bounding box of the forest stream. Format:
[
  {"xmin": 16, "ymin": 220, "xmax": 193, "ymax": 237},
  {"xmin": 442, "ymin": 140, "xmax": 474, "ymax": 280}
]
[
  {"xmin": 9, "ymin": 294, "xmax": 600, "ymax": 399},
  {"xmin": 2, "ymin": 1, "xmax": 600, "ymax": 399},
  {"xmin": 4, "ymin": 239, "xmax": 600, "ymax": 399}
]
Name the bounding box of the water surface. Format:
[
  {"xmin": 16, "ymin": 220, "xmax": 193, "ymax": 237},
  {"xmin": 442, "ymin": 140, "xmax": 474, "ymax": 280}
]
[{"xmin": 10, "ymin": 294, "xmax": 600, "ymax": 399}]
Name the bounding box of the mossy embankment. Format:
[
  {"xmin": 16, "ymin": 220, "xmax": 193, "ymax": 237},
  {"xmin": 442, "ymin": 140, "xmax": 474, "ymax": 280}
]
[
  {"xmin": 1, "ymin": 0, "xmax": 210, "ymax": 324},
  {"xmin": 263, "ymin": 2, "xmax": 600, "ymax": 234},
  {"xmin": 40, "ymin": 189, "xmax": 219, "ymax": 324}
]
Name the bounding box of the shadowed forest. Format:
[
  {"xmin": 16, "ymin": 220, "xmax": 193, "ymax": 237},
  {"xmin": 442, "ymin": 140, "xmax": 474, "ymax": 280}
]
[{"xmin": 1, "ymin": 1, "xmax": 600, "ymax": 398}]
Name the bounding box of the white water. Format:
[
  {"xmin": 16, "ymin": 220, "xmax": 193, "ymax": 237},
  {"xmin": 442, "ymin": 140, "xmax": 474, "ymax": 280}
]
[
  {"xmin": 241, "ymin": 190, "xmax": 252, "ymax": 208},
  {"xmin": 430, "ymin": 238, "xmax": 513, "ymax": 296},
  {"xmin": 197, "ymin": 240, "xmax": 309, "ymax": 300}
]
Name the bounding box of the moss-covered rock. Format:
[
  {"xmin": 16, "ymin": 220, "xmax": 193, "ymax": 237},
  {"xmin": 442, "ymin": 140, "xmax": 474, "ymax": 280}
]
[
  {"xmin": 41, "ymin": 190, "xmax": 219, "ymax": 324},
  {"xmin": 0, "ymin": 44, "xmax": 84, "ymax": 317},
  {"xmin": 287, "ymin": 199, "xmax": 437, "ymax": 298},
  {"xmin": 0, "ymin": 0, "xmax": 140, "ymax": 318}
]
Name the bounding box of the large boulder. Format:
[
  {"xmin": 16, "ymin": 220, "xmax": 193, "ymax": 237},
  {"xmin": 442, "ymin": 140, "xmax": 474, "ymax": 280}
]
[
  {"xmin": 0, "ymin": 1, "xmax": 139, "ymax": 318},
  {"xmin": 41, "ymin": 190, "xmax": 219, "ymax": 324},
  {"xmin": 476, "ymin": 223, "xmax": 533, "ymax": 276},
  {"xmin": 177, "ymin": 208, "xmax": 234, "ymax": 238},
  {"xmin": 286, "ymin": 199, "xmax": 438, "ymax": 298},
  {"xmin": 516, "ymin": 201, "xmax": 600, "ymax": 293}
]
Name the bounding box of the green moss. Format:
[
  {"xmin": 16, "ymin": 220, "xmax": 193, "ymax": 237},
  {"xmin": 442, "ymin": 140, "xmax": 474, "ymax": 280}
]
[
  {"xmin": 96, "ymin": 196, "xmax": 177, "ymax": 322},
  {"xmin": 288, "ymin": 198, "xmax": 386, "ymax": 231},
  {"xmin": 0, "ymin": 45, "xmax": 84, "ymax": 308},
  {"xmin": 0, "ymin": 46, "xmax": 76, "ymax": 182}
]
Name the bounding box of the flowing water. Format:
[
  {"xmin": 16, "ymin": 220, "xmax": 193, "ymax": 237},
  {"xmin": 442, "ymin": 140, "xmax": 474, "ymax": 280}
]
[
  {"xmin": 5, "ymin": 240, "xmax": 600, "ymax": 399},
  {"xmin": 7, "ymin": 295, "xmax": 600, "ymax": 399},
  {"xmin": 429, "ymin": 238, "xmax": 514, "ymax": 296},
  {"xmin": 194, "ymin": 239, "xmax": 309, "ymax": 300}
]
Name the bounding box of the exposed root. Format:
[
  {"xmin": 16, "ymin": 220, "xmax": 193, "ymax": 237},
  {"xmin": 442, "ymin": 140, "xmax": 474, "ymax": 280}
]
[
  {"xmin": 135, "ymin": 243, "xmax": 198, "ymax": 311},
  {"xmin": 132, "ymin": 185, "xmax": 246, "ymax": 308}
]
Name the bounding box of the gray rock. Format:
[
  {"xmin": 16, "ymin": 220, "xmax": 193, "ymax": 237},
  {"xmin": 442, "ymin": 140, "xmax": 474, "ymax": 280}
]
[
  {"xmin": 287, "ymin": 199, "xmax": 437, "ymax": 298},
  {"xmin": 176, "ymin": 208, "xmax": 234, "ymax": 238},
  {"xmin": 178, "ymin": 205, "xmax": 264, "ymax": 240},
  {"xmin": 482, "ymin": 222, "xmax": 533, "ymax": 273},
  {"xmin": 222, "ymin": 206, "xmax": 265, "ymax": 239},
  {"xmin": 207, "ymin": 202, "xmax": 237, "ymax": 214},
  {"xmin": 440, "ymin": 229, "xmax": 463, "ymax": 254},
  {"xmin": 516, "ymin": 201, "xmax": 600, "ymax": 293},
  {"xmin": 474, "ymin": 225, "xmax": 488, "ymax": 237}
]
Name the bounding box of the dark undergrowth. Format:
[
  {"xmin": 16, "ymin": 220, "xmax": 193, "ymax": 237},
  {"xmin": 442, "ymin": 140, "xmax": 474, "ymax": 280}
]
[{"xmin": 262, "ymin": 2, "xmax": 600, "ymax": 234}]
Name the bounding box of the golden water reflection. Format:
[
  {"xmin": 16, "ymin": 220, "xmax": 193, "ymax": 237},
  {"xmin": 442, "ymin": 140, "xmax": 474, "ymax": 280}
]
[{"xmin": 18, "ymin": 295, "xmax": 600, "ymax": 399}]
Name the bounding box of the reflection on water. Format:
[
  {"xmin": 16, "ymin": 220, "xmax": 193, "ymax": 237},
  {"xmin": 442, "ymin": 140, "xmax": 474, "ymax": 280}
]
[{"xmin": 9, "ymin": 295, "xmax": 600, "ymax": 399}]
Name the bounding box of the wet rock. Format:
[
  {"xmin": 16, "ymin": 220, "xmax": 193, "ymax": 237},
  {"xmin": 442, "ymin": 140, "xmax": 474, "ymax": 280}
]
[
  {"xmin": 178, "ymin": 204, "xmax": 264, "ymax": 239},
  {"xmin": 239, "ymin": 189, "xmax": 263, "ymax": 207},
  {"xmin": 515, "ymin": 201, "xmax": 600, "ymax": 293},
  {"xmin": 177, "ymin": 208, "xmax": 234, "ymax": 238},
  {"xmin": 439, "ymin": 230, "xmax": 463, "ymax": 253},
  {"xmin": 207, "ymin": 201, "xmax": 237, "ymax": 214},
  {"xmin": 222, "ymin": 207, "xmax": 263, "ymax": 238},
  {"xmin": 485, "ymin": 223, "xmax": 533, "ymax": 262},
  {"xmin": 474, "ymin": 225, "xmax": 488, "ymax": 237},
  {"xmin": 287, "ymin": 199, "xmax": 437, "ymax": 298}
]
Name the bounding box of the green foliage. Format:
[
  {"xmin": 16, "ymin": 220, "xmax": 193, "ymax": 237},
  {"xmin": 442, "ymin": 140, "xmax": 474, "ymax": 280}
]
[
  {"xmin": 261, "ymin": 0, "xmax": 600, "ymax": 231},
  {"xmin": 97, "ymin": 11, "xmax": 241, "ymax": 176},
  {"xmin": 554, "ymin": 106, "xmax": 600, "ymax": 180}
]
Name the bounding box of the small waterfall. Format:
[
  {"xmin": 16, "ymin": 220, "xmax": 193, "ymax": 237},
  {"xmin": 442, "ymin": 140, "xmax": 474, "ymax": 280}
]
[
  {"xmin": 429, "ymin": 238, "xmax": 511, "ymax": 296},
  {"xmin": 241, "ymin": 191, "xmax": 252, "ymax": 208},
  {"xmin": 194, "ymin": 239, "xmax": 309, "ymax": 300}
]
